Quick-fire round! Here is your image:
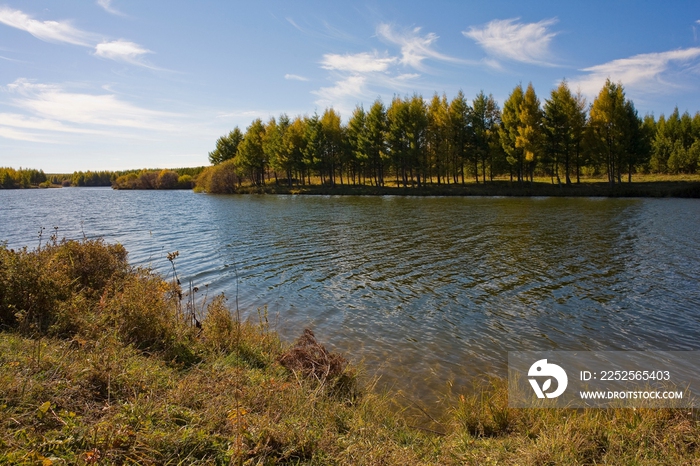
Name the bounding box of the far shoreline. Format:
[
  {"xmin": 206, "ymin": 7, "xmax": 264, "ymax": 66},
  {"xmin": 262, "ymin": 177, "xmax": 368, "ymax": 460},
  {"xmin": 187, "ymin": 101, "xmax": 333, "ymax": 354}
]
[{"xmin": 215, "ymin": 180, "xmax": 700, "ymax": 199}]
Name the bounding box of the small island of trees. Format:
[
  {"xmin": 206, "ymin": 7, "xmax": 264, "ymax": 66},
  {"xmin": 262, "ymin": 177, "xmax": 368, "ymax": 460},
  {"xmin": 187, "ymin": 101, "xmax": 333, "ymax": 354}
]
[{"xmin": 198, "ymin": 79, "xmax": 700, "ymax": 195}]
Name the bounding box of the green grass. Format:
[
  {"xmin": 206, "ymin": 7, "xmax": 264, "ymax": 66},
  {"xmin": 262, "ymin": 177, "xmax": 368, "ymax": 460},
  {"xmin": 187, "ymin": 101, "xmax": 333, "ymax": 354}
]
[{"xmin": 1, "ymin": 239, "xmax": 699, "ymax": 464}]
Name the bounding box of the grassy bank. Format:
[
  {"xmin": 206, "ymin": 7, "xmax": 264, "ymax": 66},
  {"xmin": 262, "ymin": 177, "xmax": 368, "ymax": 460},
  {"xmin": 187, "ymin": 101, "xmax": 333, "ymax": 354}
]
[{"xmin": 1, "ymin": 239, "xmax": 699, "ymax": 464}]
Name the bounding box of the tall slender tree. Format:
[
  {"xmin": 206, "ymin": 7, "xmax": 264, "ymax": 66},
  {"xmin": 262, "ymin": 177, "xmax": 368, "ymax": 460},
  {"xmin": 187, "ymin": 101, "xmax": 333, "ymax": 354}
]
[
  {"xmin": 237, "ymin": 119, "xmax": 267, "ymax": 186},
  {"xmin": 347, "ymin": 105, "xmax": 368, "ymax": 185},
  {"xmin": 543, "ymin": 80, "xmax": 580, "ymax": 185},
  {"xmin": 500, "ymin": 84, "xmax": 525, "ymax": 182},
  {"xmin": 589, "ymin": 79, "xmax": 628, "ymax": 185},
  {"xmin": 365, "ymin": 100, "xmax": 388, "ymax": 186},
  {"xmin": 449, "ymin": 91, "xmax": 470, "ymax": 184},
  {"xmin": 471, "ymin": 91, "xmax": 500, "ymax": 183},
  {"xmin": 516, "ymin": 83, "xmax": 543, "ymax": 183}
]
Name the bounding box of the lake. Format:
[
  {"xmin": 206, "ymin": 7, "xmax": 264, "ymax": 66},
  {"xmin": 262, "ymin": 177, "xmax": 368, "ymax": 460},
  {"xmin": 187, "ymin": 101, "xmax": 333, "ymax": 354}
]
[{"xmin": 2, "ymin": 188, "xmax": 700, "ymax": 408}]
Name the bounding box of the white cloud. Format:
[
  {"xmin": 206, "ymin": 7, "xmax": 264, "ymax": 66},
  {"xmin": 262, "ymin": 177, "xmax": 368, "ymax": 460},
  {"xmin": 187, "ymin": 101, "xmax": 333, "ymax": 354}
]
[
  {"xmin": 0, "ymin": 126, "xmax": 57, "ymax": 143},
  {"xmin": 376, "ymin": 23, "xmax": 464, "ymax": 70},
  {"xmin": 4, "ymin": 79, "xmax": 180, "ymax": 134},
  {"xmin": 321, "ymin": 52, "xmax": 397, "ymax": 73},
  {"xmin": 0, "ymin": 7, "xmax": 156, "ymax": 68},
  {"xmin": 95, "ymin": 40, "xmax": 154, "ymax": 67},
  {"xmin": 463, "ymin": 18, "xmax": 558, "ymax": 66},
  {"xmin": 570, "ymin": 47, "xmax": 700, "ymax": 97},
  {"xmin": 0, "ymin": 6, "xmax": 97, "ymax": 46},
  {"xmin": 0, "ymin": 113, "xmax": 107, "ymax": 135},
  {"xmin": 313, "ymin": 76, "xmax": 367, "ymax": 103},
  {"xmin": 97, "ymin": 0, "xmax": 125, "ymax": 17},
  {"xmin": 312, "ymin": 22, "xmax": 470, "ymax": 114},
  {"xmin": 285, "ymin": 74, "xmax": 309, "ymax": 82}
]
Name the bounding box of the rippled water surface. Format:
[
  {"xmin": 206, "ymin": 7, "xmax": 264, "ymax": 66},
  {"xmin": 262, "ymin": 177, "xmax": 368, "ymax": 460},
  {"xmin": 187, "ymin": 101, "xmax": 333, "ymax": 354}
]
[{"xmin": 2, "ymin": 188, "xmax": 700, "ymax": 405}]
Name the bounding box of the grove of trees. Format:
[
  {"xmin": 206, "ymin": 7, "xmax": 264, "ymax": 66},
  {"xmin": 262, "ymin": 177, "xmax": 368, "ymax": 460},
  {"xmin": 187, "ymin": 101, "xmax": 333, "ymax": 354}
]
[
  {"xmin": 0, "ymin": 167, "xmax": 47, "ymax": 189},
  {"xmin": 201, "ymin": 79, "xmax": 700, "ymax": 192}
]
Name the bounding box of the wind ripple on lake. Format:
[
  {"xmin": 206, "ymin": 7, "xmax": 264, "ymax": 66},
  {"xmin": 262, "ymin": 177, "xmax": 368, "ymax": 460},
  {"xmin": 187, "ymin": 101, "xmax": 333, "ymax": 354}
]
[{"xmin": 2, "ymin": 190, "xmax": 699, "ymax": 406}]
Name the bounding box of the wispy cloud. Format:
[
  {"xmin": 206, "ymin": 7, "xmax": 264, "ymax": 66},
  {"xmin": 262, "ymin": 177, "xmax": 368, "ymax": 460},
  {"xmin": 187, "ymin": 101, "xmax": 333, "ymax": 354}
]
[
  {"xmin": 0, "ymin": 6, "xmax": 97, "ymax": 46},
  {"xmin": 569, "ymin": 47, "xmax": 700, "ymax": 97},
  {"xmin": 94, "ymin": 40, "xmax": 155, "ymax": 67},
  {"xmin": 311, "ymin": 22, "xmax": 469, "ymax": 114},
  {"xmin": 463, "ymin": 18, "xmax": 558, "ymax": 66},
  {"xmin": 376, "ymin": 23, "xmax": 464, "ymax": 70},
  {"xmin": 0, "ymin": 79, "xmax": 181, "ymax": 143},
  {"xmin": 96, "ymin": 0, "xmax": 125, "ymax": 17},
  {"xmin": 285, "ymin": 16, "xmax": 357, "ymax": 43},
  {"xmin": 286, "ymin": 17, "xmax": 305, "ymax": 33},
  {"xmin": 0, "ymin": 7, "xmax": 156, "ymax": 68},
  {"xmin": 0, "ymin": 125, "xmax": 59, "ymax": 143},
  {"xmin": 285, "ymin": 74, "xmax": 309, "ymax": 82},
  {"xmin": 321, "ymin": 52, "xmax": 397, "ymax": 73},
  {"xmin": 0, "ymin": 113, "xmax": 108, "ymax": 135},
  {"xmin": 0, "ymin": 54, "xmax": 22, "ymax": 62},
  {"xmin": 312, "ymin": 76, "xmax": 368, "ymax": 107}
]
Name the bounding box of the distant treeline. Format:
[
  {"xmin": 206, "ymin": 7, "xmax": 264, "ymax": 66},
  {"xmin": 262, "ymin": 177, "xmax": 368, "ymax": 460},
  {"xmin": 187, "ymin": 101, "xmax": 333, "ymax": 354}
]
[
  {"xmin": 0, "ymin": 167, "xmax": 48, "ymax": 189},
  {"xmin": 199, "ymin": 79, "xmax": 700, "ymax": 193},
  {"xmin": 1, "ymin": 167, "xmax": 206, "ymax": 189}
]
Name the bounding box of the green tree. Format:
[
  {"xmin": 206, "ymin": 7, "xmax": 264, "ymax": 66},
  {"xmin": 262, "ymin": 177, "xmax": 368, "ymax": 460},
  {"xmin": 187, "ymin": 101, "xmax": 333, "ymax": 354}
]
[
  {"xmin": 386, "ymin": 96, "xmax": 410, "ymax": 186},
  {"xmin": 319, "ymin": 108, "xmax": 343, "ymax": 186},
  {"xmin": 426, "ymin": 93, "xmax": 450, "ymax": 184},
  {"xmin": 588, "ymin": 79, "xmax": 629, "ymax": 185},
  {"xmin": 285, "ymin": 116, "xmax": 308, "ymax": 185},
  {"xmin": 515, "ymin": 83, "xmax": 542, "ymax": 183},
  {"xmin": 266, "ymin": 114, "xmax": 294, "ymax": 186},
  {"xmin": 620, "ymin": 100, "xmax": 647, "ymax": 182},
  {"xmin": 500, "ymin": 84, "xmax": 525, "ymax": 182},
  {"xmin": 302, "ymin": 114, "xmax": 322, "ymax": 185},
  {"xmin": 237, "ymin": 119, "xmax": 267, "ymax": 186},
  {"xmin": 365, "ymin": 100, "xmax": 388, "ymax": 186},
  {"xmin": 571, "ymin": 91, "xmax": 588, "ymax": 183},
  {"xmin": 544, "ymin": 80, "xmax": 583, "ymax": 185},
  {"xmin": 209, "ymin": 127, "xmax": 243, "ymax": 165},
  {"xmin": 407, "ymin": 94, "xmax": 428, "ymax": 187},
  {"xmin": 471, "ymin": 91, "xmax": 501, "ymax": 183},
  {"xmin": 346, "ymin": 105, "xmax": 368, "ymax": 185},
  {"xmin": 449, "ymin": 91, "xmax": 470, "ymax": 184}
]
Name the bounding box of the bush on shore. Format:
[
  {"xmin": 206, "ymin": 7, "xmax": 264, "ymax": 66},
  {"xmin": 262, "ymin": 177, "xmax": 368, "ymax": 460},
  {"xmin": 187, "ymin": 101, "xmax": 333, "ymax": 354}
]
[{"xmin": 1, "ymin": 239, "xmax": 699, "ymax": 464}]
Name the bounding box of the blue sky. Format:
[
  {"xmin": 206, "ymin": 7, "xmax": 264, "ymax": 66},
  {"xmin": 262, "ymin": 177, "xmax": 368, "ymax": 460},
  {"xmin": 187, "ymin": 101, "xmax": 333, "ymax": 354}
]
[{"xmin": 1, "ymin": 1, "xmax": 700, "ymax": 172}]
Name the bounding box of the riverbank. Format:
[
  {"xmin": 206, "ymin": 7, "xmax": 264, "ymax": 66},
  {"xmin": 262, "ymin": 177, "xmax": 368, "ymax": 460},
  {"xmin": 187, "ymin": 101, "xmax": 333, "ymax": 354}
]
[
  {"xmin": 1, "ymin": 239, "xmax": 699, "ymax": 464},
  {"xmin": 231, "ymin": 179, "xmax": 700, "ymax": 198}
]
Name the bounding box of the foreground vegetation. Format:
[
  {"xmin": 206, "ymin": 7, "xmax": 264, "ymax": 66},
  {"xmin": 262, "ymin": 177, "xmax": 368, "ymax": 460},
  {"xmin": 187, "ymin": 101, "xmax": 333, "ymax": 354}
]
[{"xmin": 1, "ymin": 239, "xmax": 699, "ymax": 464}]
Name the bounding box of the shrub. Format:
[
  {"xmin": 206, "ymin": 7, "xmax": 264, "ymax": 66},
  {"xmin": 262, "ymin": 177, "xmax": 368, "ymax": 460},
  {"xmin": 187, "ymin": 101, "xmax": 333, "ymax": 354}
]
[
  {"xmin": 0, "ymin": 239, "xmax": 130, "ymax": 335},
  {"xmin": 195, "ymin": 159, "xmax": 240, "ymax": 193},
  {"xmin": 0, "ymin": 244, "xmax": 70, "ymax": 332},
  {"xmin": 177, "ymin": 174, "xmax": 194, "ymax": 189},
  {"xmin": 156, "ymin": 169, "xmax": 180, "ymax": 189}
]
